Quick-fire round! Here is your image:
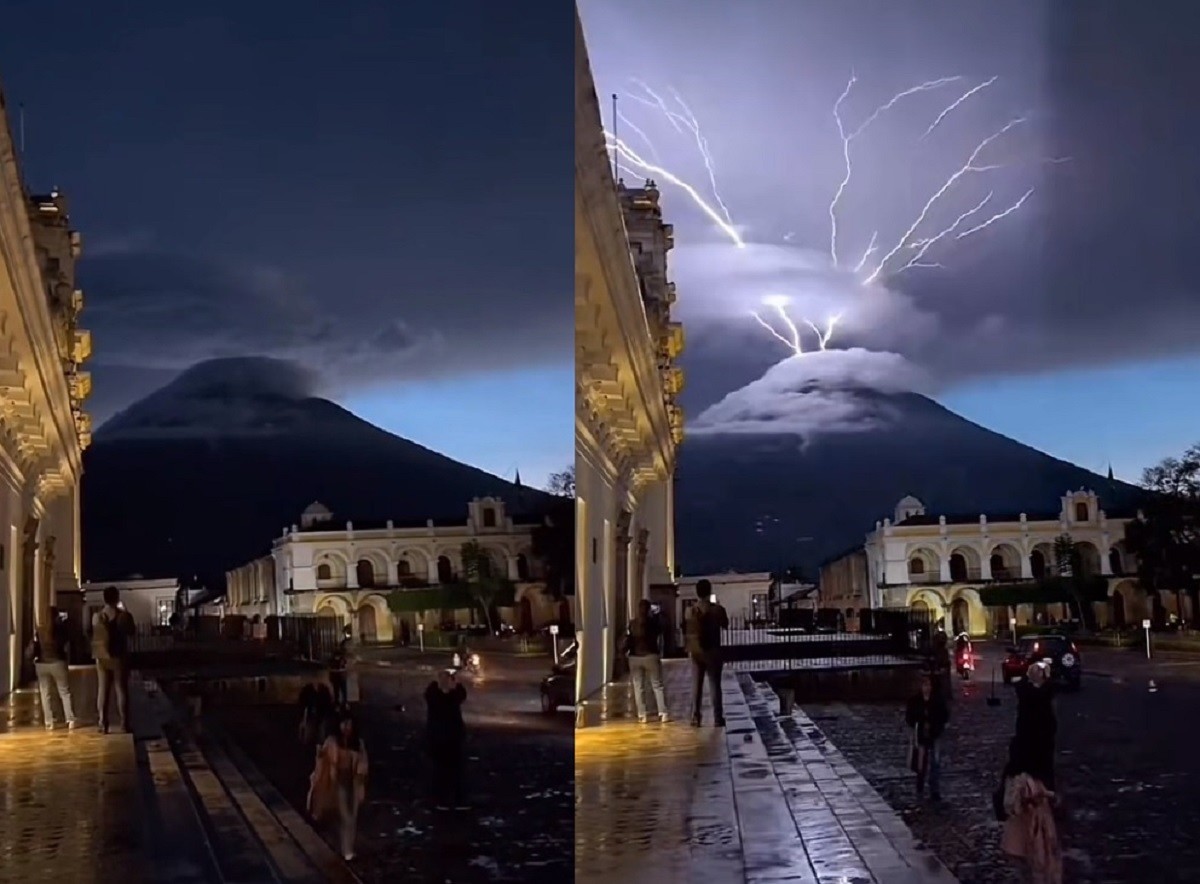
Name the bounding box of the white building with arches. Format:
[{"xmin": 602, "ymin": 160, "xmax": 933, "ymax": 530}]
[
  {"xmin": 225, "ymin": 497, "xmax": 558, "ymax": 641},
  {"xmin": 0, "ymin": 96, "xmax": 92, "ymax": 699},
  {"xmin": 819, "ymin": 489, "xmax": 1163, "ymax": 636}
]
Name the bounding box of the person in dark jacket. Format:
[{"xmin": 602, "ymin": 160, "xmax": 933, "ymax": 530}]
[
  {"xmin": 425, "ymin": 670, "xmax": 469, "ymax": 810},
  {"xmin": 626, "ymin": 599, "xmax": 669, "ymax": 723},
  {"xmin": 1013, "ymin": 661, "xmax": 1057, "ymax": 790},
  {"xmin": 685, "ymin": 580, "xmax": 730, "ymax": 728},
  {"xmin": 905, "ymin": 672, "xmax": 950, "ymax": 800}
]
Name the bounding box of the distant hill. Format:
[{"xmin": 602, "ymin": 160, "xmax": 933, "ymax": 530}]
[
  {"xmin": 82, "ymin": 357, "xmax": 548, "ymax": 584},
  {"xmin": 675, "ymin": 387, "xmax": 1144, "ymax": 576}
]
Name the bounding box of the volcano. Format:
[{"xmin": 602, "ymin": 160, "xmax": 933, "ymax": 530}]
[
  {"xmin": 82, "ymin": 357, "xmax": 547, "ymax": 583},
  {"xmin": 675, "ymin": 387, "xmax": 1144, "ymax": 576}
]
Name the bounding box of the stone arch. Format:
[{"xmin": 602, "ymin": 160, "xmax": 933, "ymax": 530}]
[
  {"xmin": 354, "ymin": 593, "xmax": 394, "ymax": 643},
  {"xmin": 988, "ymin": 543, "xmax": 1022, "ymax": 580},
  {"xmin": 314, "ymin": 593, "xmax": 352, "ymax": 627},
  {"xmin": 949, "ymin": 587, "xmax": 986, "ymax": 636},
  {"xmin": 1074, "ymin": 541, "xmax": 1102, "ymax": 577},
  {"xmin": 1109, "ymin": 579, "xmax": 1139, "ymax": 628},
  {"xmin": 948, "ymin": 544, "xmax": 981, "ymax": 582},
  {"xmin": 908, "ymin": 587, "xmax": 948, "ymax": 627},
  {"xmin": 314, "ymin": 550, "xmax": 349, "ymax": 587},
  {"xmin": 906, "ymin": 546, "xmax": 941, "ymax": 582},
  {"xmin": 1108, "ymin": 541, "xmax": 1129, "ymax": 576},
  {"xmin": 395, "ymin": 547, "xmax": 430, "ymax": 582},
  {"xmin": 1030, "ymin": 543, "xmax": 1054, "ymax": 580}
]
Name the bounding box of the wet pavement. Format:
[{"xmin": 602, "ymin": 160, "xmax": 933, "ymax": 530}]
[
  {"xmin": 804, "ymin": 645, "xmax": 1200, "ymax": 884},
  {"xmin": 0, "ymin": 688, "xmax": 151, "ymax": 884},
  {"xmin": 216, "ymin": 653, "xmax": 573, "ymax": 883},
  {"xmin": 575, "ymin": 659, "xmax": 957, "ymax": 883}
]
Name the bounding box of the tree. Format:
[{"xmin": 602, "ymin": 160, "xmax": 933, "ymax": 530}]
[
  {"xmin": 459, "ymin": 541, "xmax": 511, "ymax": 633},
  {"xmin": 545, "ymin": 465, "xmax": 575, "ymax": 498},
  {"xmin": 530, "ymin": 494, "xmax": 574, "ymax": 599},
  {"xmin": 1125, "ymin": 444, "xmax": 1200, "ymax": 623},
  {"xmin": 1049, "ymin": 534, "xmax": 1098, "ymax": 629}
]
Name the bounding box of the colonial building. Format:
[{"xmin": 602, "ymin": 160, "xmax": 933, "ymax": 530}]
[
  {"xmin": 0, "ymin": 89, "xmax": 91, "ymax": 697},
  {"xmin": 575, "ymin": 12, "xmax": 685, "ymax": 702},
  {"xmin": 224, "ymin": 498, "xmax": 558, "ymax": 642},
  {"xmin": 818, "ymin": 490, "xmax": 1159, "ymax": 636}
]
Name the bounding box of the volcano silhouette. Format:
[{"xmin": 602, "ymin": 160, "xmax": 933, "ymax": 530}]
[
  {"xmin": 675, "ymin": 387, "xmax": 1143, "ymax": 576},
  {"xmin": 82, "ymin": 358, "xmax": 546, "ymax": 584}
]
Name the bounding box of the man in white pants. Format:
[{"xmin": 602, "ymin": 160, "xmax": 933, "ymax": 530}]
[{"xmin": 626, "ymin": 599, "xmax": 669, "ymax": 723}]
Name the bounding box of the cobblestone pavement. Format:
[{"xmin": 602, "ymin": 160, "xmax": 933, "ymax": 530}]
[
  {"xmin": 803, "ymin": 652, "xmax": 1200, "ymax": 884},
  {"xmin": 0, "ymin": 689, "xmax": 151, "ymax": 884},
  {"xmin": 216, "ymin": 655, "xmax": 572, "ymax": 884}
]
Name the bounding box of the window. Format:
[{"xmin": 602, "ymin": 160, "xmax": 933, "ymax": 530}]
[
  {"xmin": 156, "ymin": 599, "xmax": 175, "ymax": 627},
  {"xmin": 316, "ymin": 563, "xmax": 332, "ymax": 580},
  {"xmin": 356, "ymin": 560, "xmax": 376, "ymax": 588},
  {"xmin": 908, "ymin": 558, "xmax": 925, "ymax": 576},
  {"xmin": 397, "ymin": 558, "xmax": 412, "ymax": 578},
  {"xmin": 482, "ymin": 508, "xmax": 496, "ymax": 528},
  {"xmin": 1074, "ymin": 502, "xmax": 1089, "ymax": 522}
]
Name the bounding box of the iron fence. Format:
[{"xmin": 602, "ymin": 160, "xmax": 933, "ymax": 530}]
[
  {"xmin": 83, "ymin": 615, "xmax": 346, "ymax": 665},
  {"xmin": 718, "ymin": 608, "xmax": 933, "ymax": 670}
]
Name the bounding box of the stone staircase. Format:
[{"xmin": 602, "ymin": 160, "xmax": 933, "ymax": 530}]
[{"xmin": 135, "ymin": 679, "xmax": 360, "ymax": 884}]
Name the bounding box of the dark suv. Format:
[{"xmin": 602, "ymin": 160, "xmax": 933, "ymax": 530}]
[{"xmin": 1002, "ymin": 633, "xmax": 1082, "ymax": 690}]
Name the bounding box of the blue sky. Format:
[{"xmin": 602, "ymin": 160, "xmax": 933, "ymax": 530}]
[
  {"xmin": 343, "ymin": 364, "xmax": 573, "ymax": 490},
  {"xmin": 942, "ymin": 355, "xmax": 1200, "ymax": 484}
]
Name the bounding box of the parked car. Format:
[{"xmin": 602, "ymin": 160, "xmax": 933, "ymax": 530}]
[
  {"xmin": 1002, "ymin": 633, "xmax": 1082, "ymax": 689},
  {"xmin": 540, "ymin": 643, "xmax": 577, "ymax": 713}
]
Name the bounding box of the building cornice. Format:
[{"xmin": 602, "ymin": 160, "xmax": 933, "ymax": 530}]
[{"xmin": 0, "ymin": 93, "xmax": 84, "ymax": 497}]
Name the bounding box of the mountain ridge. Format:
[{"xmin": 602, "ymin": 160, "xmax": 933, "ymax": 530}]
[
  {"xmin": 82, "ymin": 358, "xmax": 547, "ymax": 584},
  {"xmin": 675, "ymin": 387, "xmax": 1144, "ymax": 576}
]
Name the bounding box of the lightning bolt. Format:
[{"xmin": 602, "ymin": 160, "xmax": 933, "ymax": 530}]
[
  {"xmin": 920, "ymin": 76, "xmax": 998, "ymax": 140},
  {"xmin": 852, "ymin": 230, "xmax": 879, "ymax": 274},
  {"xmin": 863, "ymin": 117, "xmax": 1027, "ymax": 285},
  {"xmin": 830, "ymin": 75, "xmax": 962, "ymax": 268},
  {"xmin": 604, "ymin": 132, "xmax": 746, "ymax": 247},
  {"xmin": 954, "ymin": 187, "xmax": 1034, "ymax": 240},
  {"xmin": 627, "ymin": 79, "xmax": 735, "ymax": 228},
  {"xmin": 751, "ymin": 303, "xmax": 841, "ymax": 356},
  {"xmin": 751, "ymin": 309, "xmax": 803, "ymax": 355},
  {"xmin": 900, "ymin": 192, "xmax": 994, "ymax": 271},
  {"xmin": 616, "ymin": 111, "xmax": 661, "ymax": 164},
  {"xmin": 803, "ymin": 314, "xmax": 842, "ymax": 351}
]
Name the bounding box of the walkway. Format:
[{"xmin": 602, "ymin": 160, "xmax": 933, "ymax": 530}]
[
  {"xmin": 0, "ymin": 679, "xmax": 151, "ymax": 884},
  {"xmin": 575, "ymin": 659, "xmax": 959, "ymax": 884}
]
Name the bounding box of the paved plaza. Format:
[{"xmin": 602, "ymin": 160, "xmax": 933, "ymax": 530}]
[
  {"xmin": 575, "ymin": 659, "xmax": 957, "ymax": 883},
  {"xmin": 0, "ymin": 689, "xmax": 151, "ymax": 884},
  {"xmin": 806, "ymin": 642, "xmax": 1200, "ymax": 884}
]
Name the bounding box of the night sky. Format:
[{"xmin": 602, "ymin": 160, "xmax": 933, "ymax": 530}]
[
  {"xmin": 0, "ymin": 0, "xmax": 573, "ymax": 486},
  {"xmin": 581, "ymin": 0, "xmax": 1200, "ymax": 481}
]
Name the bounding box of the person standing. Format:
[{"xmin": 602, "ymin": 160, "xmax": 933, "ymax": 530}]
[
  {"xmin": 685, "ymin": 579, "xmax": 729, "ymax": 728},
  {"xmin": 30, "ymin": 607, "xmax": 77, "ymax": 730},
  {"xmin": 309, "ymin": 711, "xmax": 369, "ymax": 861},
  {"xmin": 92, "ymin": 586, "xmax": 135, "ymax": 734},
  {"xmin": 329, "ymin": 627, "xmax": 352, "ymax": 707},
  {"xmin": 424, "ymin": 670, "xmax": 469, "ymax": 810},
  {"xmin": 626, "ymin": 599, "xmax": 669, "ymax": 723},
  {"xmin": 905, "ymin": 672, "xmax": 950, "ymax": 801},
  {"xmin": 1013, "ymin": 661, "xmax": 1057, "ymax": 790}
]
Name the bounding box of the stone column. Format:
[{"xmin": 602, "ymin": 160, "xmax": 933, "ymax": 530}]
[
  {"xmin": 611, "ymin": 512, "xmax": 632, "ymax": 680},
  {"xmin": 980, "ymin": 550, "xmax": 993, "ymax": 581},
  {"xmin": 938, "ymin": 554, "xmax": 951, "ymax": 583},
  {"xmin": 507, "ymin": 554, "xmax": 520, "ymax": 581},
  {"xmin": 426, "ymin": 557, "xmax": 441, "ymax": 584},
  {"xmin": 640, "ymin": 477, "xmax": 675, "ymax": 587}
]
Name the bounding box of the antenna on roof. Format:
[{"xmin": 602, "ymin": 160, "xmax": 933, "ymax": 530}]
[{"xmin": 611, "ymin": 93, "xmax": 619, "ymax": 186}]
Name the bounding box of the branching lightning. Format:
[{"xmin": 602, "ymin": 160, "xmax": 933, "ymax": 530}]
[{"xmin": 608, "ymin": 66, "xmax": 1052, "ymax": 357}]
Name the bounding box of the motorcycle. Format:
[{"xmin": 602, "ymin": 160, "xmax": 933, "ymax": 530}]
[
  {"xmin": 452, "ymin": 650, "xmax": 483, "ymax": 677},
  {"xmin": 955, "ymin": 638, "xmax": 974, "ymax": 680}
]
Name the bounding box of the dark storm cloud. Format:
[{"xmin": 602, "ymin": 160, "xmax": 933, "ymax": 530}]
[
  {"xmin": 580, "ymin": 0, "xmax": 1200, "ymax": 414},
  {"xmin": 0, "ymin": 0, "xmax": 572, "ymax": 422}
]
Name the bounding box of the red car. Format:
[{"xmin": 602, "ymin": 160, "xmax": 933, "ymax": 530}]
[{"xmin": 1002, "ymin": 634, "xmax": 1082, "ymax": 690}]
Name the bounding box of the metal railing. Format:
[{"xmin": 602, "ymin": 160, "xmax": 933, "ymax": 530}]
[
  {"xmin": 87, "ymin": 615, "xmax": 346, "ymax": 666},
  {"xmin": 717, "ymin": 608, "xmax": 933, "ymax": 670}
]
